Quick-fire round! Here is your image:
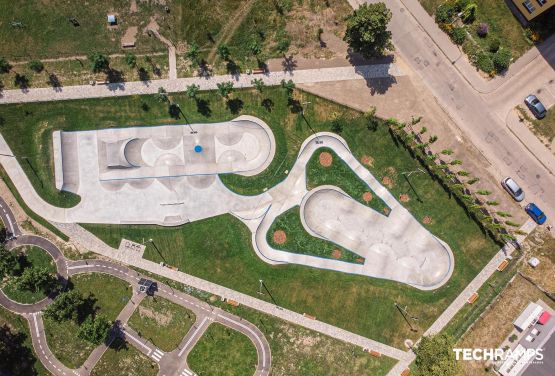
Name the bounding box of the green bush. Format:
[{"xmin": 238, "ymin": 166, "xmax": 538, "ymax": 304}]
[
  {"xmin": 493, "ymin": 49, "xmax": 512, "ymax": 72},
  {"xmin": 489, "ymin": 38, "xmax": 500, "ymax": 53},
  {"xmin": 435, "ymin": 3, "xmax": 455, "ymax": 24},
  {"xmin": 455, "ymin": 0, "xmax": 471, "ymax": 11},
  {"xmin": 451, "ymin": 27, "xmax": 466, "ymax": 45},
  {"xmin": 476, "ymin": 53, "xmax": 494, "ymax": 73}
]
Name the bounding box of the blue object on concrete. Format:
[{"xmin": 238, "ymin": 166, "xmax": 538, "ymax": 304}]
[{"xmin": 194, "ymin": 145, "xmax": 203, "ymax": 153}]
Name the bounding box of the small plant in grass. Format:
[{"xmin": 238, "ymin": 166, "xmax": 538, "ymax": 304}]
[
  {"xmin": 248, "ymin": 39, "xmax": 262, "ymax": 57},
  {"xmin": 489, "ymin": 38, "xmax": 501, "ymax": 53},
  {"xmin": 505, "ymin": 221, "xmax": 520, "ymax": 227},
  {"xmin": 156, "ymin": 87, "xmax": 168, "ymax": 103},
  {"xmin": 186, "ymin": 43, "xmax": 201, "ymax": 66},
  {"xmin": 419, "ymin": 126, "xmax": 427, "ymax": 134},
  {"xmin": 461, "ymin": 3, "xmax": 477, "ymax": 24},
  {"xmin": 476, "ymin": 190, "xmax": 491, "ymax": 195},
  {"xmin": 451, "ymin": 27, "xmax": 466, "ymax": 45},
  {"xmin": 412, "ymin": 116, "xmax": 422, "ymax": 125},
  {"xmin": 0, "ymin": 57, "xmax": 12, "ymax": 73},
  {"xmin": 276, "ymin": 37, "xmax": 291, "ymax": 55},
  {"xmin": 476, "ymin": 53, "xmax": 494, "ymax": 74},
  {"xmin": 450, "ymin": 159, "xmax": 462, "ymax": 165},
  {"xmin": 429, "ymin": 135, "xmax": 438, "ymax": 143},
  {"xmin": 78, "ymin": 315, "xmax": 111, "ymax": 345},
  {"xmin": 217, "ymin": 44, "xmax": 230, "ymax": 61},
  {"xmin": 124, "ymin": 53, "xmax": 137, "ymax": 68},
  {"xmin": 88, "ymin": 52, "xmax": 109, "ymax": 72},
  {"xmin": 441, "ymin": 149, "xmax": 454, "ymax": 155},
  {"xmin": 331, "ymin": 119, "xmax": 343, "ymax": 134},
  {"xmin": 509, "ymin": 334, "xmax": 518, "ymax": 343},
  {"xmin": 217, "ymin": 81, "xmax": 234, "ymax": 98},
  {"xmin": 29, "ymin": 60, "xmax": 44, "ymax": 73},
  {"xmin": 457, "ymin": 170, "xmax": 469, "ymax": 176},
  {"xmin": 281, "ymin": 79, "xmax": 295, "ymax": 97},
  {"xmin": 186, "ymin": 84, "xmax": 200, "ymax": 100},
  {"xmin": 316, "ymin": 27, "xmax": 324, "ymax": 42},
  {"xmin": 486, "ymin": 200, "xmax": 499, "ymax": 206},
  {"xmin": 476, "ymin": 23, "xmax": 489, "ymax": 37},
  {"xmin": 467, "ymin": 177, "xmax": 480, "ymax": 185},
  {"xmin": 493, "ymin": 49, "xmax": 512, "ymax": 72},
  {"xmin": 251, "ymin": 78, "xmax": 265, "ymax": 93},
  {"xmin": 496, "ymin": 211, "xmax": 512, "ymax": 218}
]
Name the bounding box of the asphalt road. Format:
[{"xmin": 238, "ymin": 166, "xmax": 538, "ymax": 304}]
[{"xmin": 0, "ymin": 196, "xmax": 271, "ymax": 376}]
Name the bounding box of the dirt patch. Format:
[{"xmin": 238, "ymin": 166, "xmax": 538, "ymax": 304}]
[
  {"xmin": 361, "ymin": 155, "xmax": 374, "ymax": 167},
  {"xmin": 319, "ymin": 151, "xmax": 333, "ymax": 167},
  {"xmin": 399, "ymin": 194, "xmax": 410, "ymax": 202},
  {"xmin": 362, "ymin": 192, "xmax": 373, "ymax": 203},
  {"xmin": 423, "ymin": 216, "xmax": 432, "ymax": 224},
  {"xmin": 383, "ymin": 207, "xmax": 391, "ymax": 216},
  {"xmin": 331, "ymin": 249, "xmax": 342, "ymax": 259},
  {"xmin": 138, "ymin": 306, "xmax": 172, "ymax": 326},
  {"xmin": 386, "ymin": 166, "xmax": 397, "ymax": 176},
  {"xmin": 130, "ymin": 0, "xmax": 138, "ymax": 13},
  {"xmin": 273, "ymin": 230, "xmax": 287, "ymax": 245},
  {"xmin": 356, "ymin": 258, "xmax": 364, "ymax": 264},
  {"xmin": 381, "ymin": 176, "xmax": 393, "ymax": 188}
]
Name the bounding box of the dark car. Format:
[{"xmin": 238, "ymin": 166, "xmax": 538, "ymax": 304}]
[
  {"xmin": 524, "ymin": 95, "xmax": 547, "ymax": 119},
  {"xmin": 525, "ymin": 203, "xmax": 547, "ymax": 225}
]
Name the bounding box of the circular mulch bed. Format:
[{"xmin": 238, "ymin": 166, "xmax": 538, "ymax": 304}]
[
  {"xmin": 362, "ymin": 192, "xmax": 373, "ymax": 202},
  {"xmin": 319, "ymin": 151, "xmax": 333, "ymax": 167},
  {"xmin": 399, "ymin": 194, "xmax": 410, "ymax": 202},
  {"xmin": 331, "ymin": 249, "xmax": 342, "ymax": 259},
  {"xmin": 423, "ymin": 216, "xmax": 432, "ymax": 224},
  {"xmin": 382, "ymin": 176, "xmax": 393, "ymax": 188},
  {"xmin": 273, "ymin": 230, "xmax": 287, "ymax": 245},
  {"xmin": 361, "ymin": 155, "xmax": 374, "ymax": 167},
  {"xmin": 356, "ymin": 258, "xmax": 365, "ymax": 264},
  {"xmin": 383, "ymin": 207, "xmax": 391, "ymax": 216},
  {"xmin": 386, "ymin": 166, "xmax": 397, "ymax": 176}
]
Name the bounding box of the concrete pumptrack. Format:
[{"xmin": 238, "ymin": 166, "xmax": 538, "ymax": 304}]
[{"xmin": 0, "ymin": 115, "xmax": 454, "ymax": 290}]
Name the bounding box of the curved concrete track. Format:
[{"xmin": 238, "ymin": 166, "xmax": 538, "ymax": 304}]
[{"xmin": 0, "ymin": 197, "xmax": 271, "ymax": 376}]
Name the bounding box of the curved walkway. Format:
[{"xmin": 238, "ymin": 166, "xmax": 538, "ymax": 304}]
[{"xmin": 0, "ymin": 198, "xmax": 271, "ymax": 376}]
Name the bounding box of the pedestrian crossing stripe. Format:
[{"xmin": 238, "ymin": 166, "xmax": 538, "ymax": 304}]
[
  {"xmin": 181, "ymin": 369, "xmax": 195, "ymax": 376},
  {"xmin": 151, "ymin": 349, "xmax": 164, "ymax": 362}
]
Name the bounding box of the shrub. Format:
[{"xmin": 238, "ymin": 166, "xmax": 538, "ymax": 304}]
[
  {"xmin": 455, "ymin": 0, "xmax": 471, "ymax": 11},
  {"xmin": 29, "ymin": 60, "xmax": 44, "ymax": 73},
  {"xmin": 476, "ymin": 53, "xmax": 494, "ymax": 74},
  {"xmin": 461, "ymin": 3, "xmax": 477, "ymax": 24},
  {"xmin": 489, "ymin": 38, "xmax": 500, "ymax": 53},
  {"xmin": 451, "ymin": 27, "xmax": 466, "ymax": 45},
  {"xmin": 435, "ymin": 3, "xmax": 455, "ymax": 24},
  {"xmin": 476, "ymin": 23, "xmax": 489, "ymax": 37},
  {"xmin": 493, "ymin": 49, "xmax": 512, "ymax": 72},
  {"xmin": 0, "ymin": 57, "xmax": 11, "ymax": 73}
]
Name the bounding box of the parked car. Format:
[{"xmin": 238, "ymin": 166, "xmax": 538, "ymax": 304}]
[
  {"xmin": 524, "ymin": 95, "xmax": 547, "ymax": 119},
  {"xmin": 525, "ymin": 203, "xmax": 547, "ymax": 225},
  {"xmin": 501, "ymin": 177, "xmax": 525, "ymax": 202}
]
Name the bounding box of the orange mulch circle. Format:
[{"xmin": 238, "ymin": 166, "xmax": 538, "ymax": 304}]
[
  {"xmin": 273, "ymin": 230, "xmax": 287, "ymax": 245},
  {"xmin": 319, "ymin": 151, "xmax": 333, "ymax": 167},
  {"xmin": 400, "ymin": 194, "xmax": 410, "ymax": 202},
  {"xmin": 331, "ymin": 249, "xmax": 342, "ymax": 259},
  {"xmin": 362, "ymin": 191, "xmax": 373, "ymax": 202},
  {"xmin": 423, "ymin": 216, "xmax": 432, "ymax": 224},
  {"xmin": 361, "ymin": 155, "xmax": 374, "ymax": 167},
  {"xmin": 383, "ymin": 207, "xmax": 391, "ymax": 216},
  {"xmin": 386, "ymin": 166, "xmax": 397, "ymax": 176},
  {"xmin": 356, "ymin": 258, "xmax": 365, "ymax": 264},
  {"xmin": 382, "ymin": 176, "xmax": 393, "ymax": 188}
]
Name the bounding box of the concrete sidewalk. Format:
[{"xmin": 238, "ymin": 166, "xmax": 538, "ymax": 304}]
[{"xmin": 0, "ymin": 64, "xmax": 405, "ymax": 104}]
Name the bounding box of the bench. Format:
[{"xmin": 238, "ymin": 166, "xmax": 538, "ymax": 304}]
[
  {"xmin": 401, "ymin": 369, "xmax": 411, "ymax": 376},
  {"xmin": 497, "ymin": 259, "xmax": 509, "ymax": 272},
  {"xmin": 467, "ymin": 292, "xmax": 479, "ymax": 304},
  {"xmin": 369, "ymin": 350, "xmax": 381, "ymax": 357},
  {"xmin": 227, "ymin": 299, "xmax": 239, "ymax": 307},
  {"xmin": 303, "ymin": 313, "xmax": 316, "ymax": 320},
  {"xmin": 252, "ymin": 68, "xmax": 266, "ymax": 74}
]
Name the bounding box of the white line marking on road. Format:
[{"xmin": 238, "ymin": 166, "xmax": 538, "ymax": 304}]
[
  {"xmin": 181, "ymin": 369, "xmax": 194, "ymax": 376},
  {"xmin": 151, "ymin": 349, "xmax": 164, "ymax": 361},
  {"xmin": 124, "ymin": 330, "xmax": 151, "ymax": 352},
  {"xmin": 32, "ymin": 313, "xmax": 40, "ymax": 337},
  {"xmin": 178, "ymin": 316, "xmax": 209, "ymax": 357},
  {"xmin": 218, "ymin": 314, "xmax": 268, "ymax": 367},
  {"xmin": 67, "ymin": 265, "xmax": 95, "ymax": 270}
]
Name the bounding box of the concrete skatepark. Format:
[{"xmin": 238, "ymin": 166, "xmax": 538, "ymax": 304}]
[{"xmin": 0, "ymin": 115, "xmax": 454, "ymax": 289}]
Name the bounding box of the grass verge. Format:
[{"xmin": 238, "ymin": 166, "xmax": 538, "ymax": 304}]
[
  {"xmin": 128, "ymin": 295, "xmax": 195, "ymax": 352},
  {"xmin": 91, "ymin": 337, "xmax": 158, "ymax": 376}
]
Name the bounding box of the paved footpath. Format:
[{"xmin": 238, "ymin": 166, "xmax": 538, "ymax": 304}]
[{"xmin": 0, "ymin": 64, "xmax": 405, "ymax": 104}]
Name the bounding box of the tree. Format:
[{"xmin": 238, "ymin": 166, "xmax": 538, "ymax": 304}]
[
  {"xmin": 414, "ymin": 334, "xmax": 459, "ymax": 376},
  {"xmin": 217, "ymin": 44, "xmax": 230, "ymax": 61},
  {"xmin": 16, "ymin": 267, "xmax": 56, "ymax": 293},
  {"xmin": 186, "ymin": 84, "xmax": 200, "ymax": 100},
  {"xmin": 0, "ymin": 57, "xmax": 11, "ymax": 73},
  {"xmin": 251, "ymin": 78, "xmax": 265, "ymax": 93},
  {"xmin": 88, "ymin": 52, "xmax": 110, "ymax": 72},
  {"xmin": 343, "ymin": 3, "xmax": 393, "ymax": 58},
  {"xmin": 276, "ymin": 37, "xmax": 291, "ymax": 55},
  {"xmin": 493, "ymin": 49, "xmax": 512, "ymax": 72},
  {"xmin": 78, "ymin": 315, "xmax": 111, "ymax": 345},
  {"xmin": 280, "ymin": 79, "xmax": 295, "ymax": 97},
  {"xmin": 186, "ymin": 43, "xmax": 200, "ymax": 65},
  {"xmin": 155, "ymin": 87, "xmax": 168, "ymax": 103},
  {"xmin": 216, "ymin": 81, "xmax": 234, "ymax": 98},
  {"xmin": 28, "ymin": 60, "xmax": 44, "ymax": 73},
  {"xmin": 0, "ymin": 246, "xmax": 17, "ymax": 280},
  {"xmin": 248, "ymin": 39, "xmax": 262, "ymax": 57},
  {"xmin": 44, "ymin": 290, "xmax": 84, "ymax": 322},
  {"xmin": 124, "ymin": 53, "xmax": 137, "ymax": 68}
]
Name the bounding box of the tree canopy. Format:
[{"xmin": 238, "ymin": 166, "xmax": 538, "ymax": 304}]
[
  {"xmin": 78, "ymin": 315, "xmax": 111, "ymax": 345},
  {"xmin": 88, "ymin": 52, "xmax": 110, "ymax": 72},
  {"xmin": 344, "ymin": 3, "xmax": 393, "ymax": 58},
  {"xmin": 413, "ymin": 334, "xmax": 460, "ymax": 376},
  {"xmin": 0, "ymin": 246, "xmax": 17, "ymax": 280},
  {"xmin": 44, "ymin": 290, "xmax": 84, "ymax": 322},
  {"xmin": 16, "ymin": 267, "xmax": 56, "ymax": 293}
]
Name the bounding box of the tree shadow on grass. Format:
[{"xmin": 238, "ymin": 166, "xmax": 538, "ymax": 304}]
[
  {"xmin": 0, "ymin": 324, "xmax": 39, "ymax": 376},
  {"xmin": 196, "ymin": 98, "xmax": 211, "ymax": 117},
  {"xmin": 261, "ymin": 98, "xmax": 273, "ymax": 112},
  {"xmin": 226, "ymin": 98, "xmax": 244, "ymax": 114}
]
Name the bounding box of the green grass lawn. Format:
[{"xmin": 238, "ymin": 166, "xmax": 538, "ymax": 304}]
[
  {"xmin": 91, "ymin": 337, "xmax": 158, "ymax": 376},
  {"xmin": 2, "ymin": 245, "xmax": 59, "ymax": 304},
  {"xmin": 517, "ymin": 105, "xmax": 555, "ymax": 149},
  {"xmin": 2, "ymin": 87, "xmax": 500, "ymax": 348},
  {"xmin": 128, "ymin": 295, "xmax": 195, "ymax": 352},
  {"xmin": 187, "ymin": 323, "xmax": 258, "ymax": 376},
  {"xmin": 43, "ymin": 273, "xmax": 132, "ymax": 368},
  {"xmin": 0, "ymin": 306, "xmax": 50, "ymax": 376},
  {"xmin": 266, "ymin": 206, "xmax": 364, "ymax": 263},
  {"xmin": 306, "ymin": 147, "xmax": 389, "ymax": 214}
]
